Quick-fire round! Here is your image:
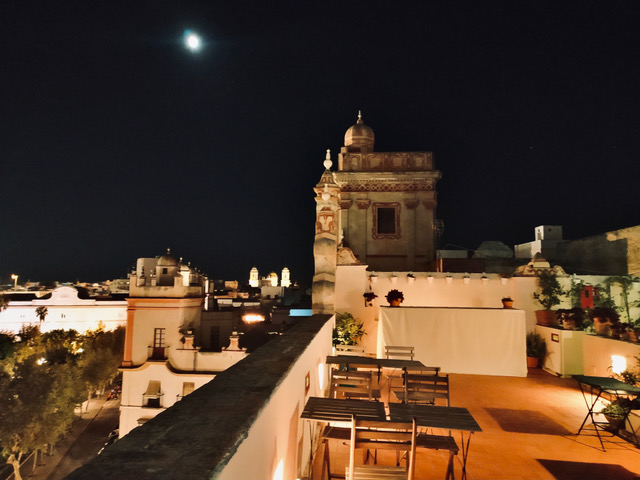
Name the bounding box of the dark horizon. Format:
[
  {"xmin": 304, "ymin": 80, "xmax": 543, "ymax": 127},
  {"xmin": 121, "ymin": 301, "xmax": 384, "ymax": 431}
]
[{"xmin": 3, "ymin": 1, "xmax": 640, "ymax": 285}]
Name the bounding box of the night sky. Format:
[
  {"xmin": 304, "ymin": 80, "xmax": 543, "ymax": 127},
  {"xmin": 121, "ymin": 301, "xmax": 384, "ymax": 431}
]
[{"xmin": 3, "ymin": 1, "xmax": 640, "ymax": 284}]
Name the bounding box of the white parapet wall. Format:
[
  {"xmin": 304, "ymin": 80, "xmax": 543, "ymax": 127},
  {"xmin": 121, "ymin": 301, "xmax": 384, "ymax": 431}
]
[{"xmin": 582, "ymin": 334, "xmax": 640, "ymax": 377}]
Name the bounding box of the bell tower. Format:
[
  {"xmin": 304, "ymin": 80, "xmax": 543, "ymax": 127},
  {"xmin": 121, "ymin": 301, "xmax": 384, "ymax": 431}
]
[{"xmin": 334, "ymin": 112, "xmax": 442, "ymax": 271}]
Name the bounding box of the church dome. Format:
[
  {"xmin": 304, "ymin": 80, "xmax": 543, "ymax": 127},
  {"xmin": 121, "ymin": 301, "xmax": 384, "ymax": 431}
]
[
  {"xmin": 344, "ymin": 111, "xmax": 374, "ymax": 150},
  {"xmin": 157, "ymin": 249, "xmax": 179, "ymax": 267}
]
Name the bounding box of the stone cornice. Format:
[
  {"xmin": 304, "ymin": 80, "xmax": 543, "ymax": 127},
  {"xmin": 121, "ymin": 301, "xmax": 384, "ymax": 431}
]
[{"xmin": 339, "ymin": 151, "xmax": 435, "ymax": 171}]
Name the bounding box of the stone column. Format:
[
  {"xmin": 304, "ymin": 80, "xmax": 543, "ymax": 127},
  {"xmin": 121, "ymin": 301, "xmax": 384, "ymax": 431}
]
[
  {"xmin": 354, "ymin": 198, "xmax": 370, "ymax": 265},
  {"xmin": 312, "ymin": 152, "xmax": 341, "ymax": 314},
  {"xmin": 404, "ymin": 199, "xmax": 419, "ymax": 270},
  {"xmin": 121, "ymin": 301, "xmax": 135, "ymax": 367}
]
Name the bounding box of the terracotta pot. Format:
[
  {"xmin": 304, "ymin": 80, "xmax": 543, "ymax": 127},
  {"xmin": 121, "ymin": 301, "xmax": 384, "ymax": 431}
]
[
  {"xmin": 527, "ymin": 356, "xmax": 540, "ymax": 368},
  {"xmin": 535, "ymin": 310, "xmax": 557, "ymax": 327},
  {"xmin": 593, "ymin": 317, "xmax": 611, "ymax": 336},
  {"xmin": 629, "ymin": 328, "xmax": 640, "ymax": 343},
  {"xmin": 502, "ymin": 300, "xmax": 514, "ymax": 309},
  {"xmin": 389, "ymin": 299, "xmax": 402, "ymax": 307},
  {"xmin": 562, "ymin": 319, "xmax": 577, "ymax": 330},
  {"xmin": 604, "ymin": 415, "xmax": 623, "ymax": 431}
]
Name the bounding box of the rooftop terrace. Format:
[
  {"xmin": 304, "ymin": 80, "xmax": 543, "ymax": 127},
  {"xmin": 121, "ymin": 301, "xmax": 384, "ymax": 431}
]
[{"xmin": 62, "ymin": 314, "xmax": 640, "ymax": 480}]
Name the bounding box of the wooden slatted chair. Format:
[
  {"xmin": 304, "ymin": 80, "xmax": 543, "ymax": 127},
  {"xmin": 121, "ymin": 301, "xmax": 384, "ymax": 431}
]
[
  {"xmin": 322, "ymin": 425, "xmax": 459, "ymax": 480},
  {"xmin": 394, "ymin": 371, "xmax": 450, "ymax": 406},
  {"xmin": 330, "ymin": 369, "xmax": 381, "ymax": 401},
  {"xmin": 384, "ymin": 345, "xmax": 415, "ymax": 360},
  {"xmin": 384, "ymin": 345, "xmax": 415, "ymax": 400},
  {"xmin": 346, "ymin": 416, "xmax": 417, "ymax": 480}
]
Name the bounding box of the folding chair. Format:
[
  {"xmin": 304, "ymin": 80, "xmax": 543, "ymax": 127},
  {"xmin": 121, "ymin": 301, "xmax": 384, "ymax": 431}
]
[
  {"xmin": 346, "ymin": 416, "xmax": 417, "ymax": 480},
  {"xmin": 394, "ymin": 371, "xmax": 450, "ymax": 406},
  {"xmin": 330, "ymin": 369, "xmax": 381, "ymax": 401},
  {"xmin": 384, "ymin": 345, "xmax": 415, "ymax": 399}
]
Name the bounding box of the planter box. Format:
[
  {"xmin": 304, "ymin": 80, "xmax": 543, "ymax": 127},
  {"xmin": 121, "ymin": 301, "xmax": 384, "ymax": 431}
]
[{"xmin": 535, "ymin": 325, "xmax": 584, "ymax": 377}]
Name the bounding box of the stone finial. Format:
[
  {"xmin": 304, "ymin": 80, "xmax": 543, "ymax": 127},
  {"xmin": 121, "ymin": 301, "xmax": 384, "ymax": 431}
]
[
  {"xmin": 357, "ymin": 110, "xmax": 363, "ymax": 124},
  {"xmin": 223, "ymin": 331, "xmax": 245, "ymax": 352},
  {"xmin": 322, "ymin": 184, "xmax": 331, "ymax": 201},
  {"xmin": 183, "ymin": 331, "xmax": 195, "ymax": 349},
  {"xmin": 323, "ymin": 149, "xmax": 332, "ymax": 170}
]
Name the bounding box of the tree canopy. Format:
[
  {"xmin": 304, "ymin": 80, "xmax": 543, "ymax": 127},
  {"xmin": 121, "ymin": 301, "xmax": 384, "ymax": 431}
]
[{"xmin": 0, "ymin": 325, "xmax": 124, "ymax": 480}]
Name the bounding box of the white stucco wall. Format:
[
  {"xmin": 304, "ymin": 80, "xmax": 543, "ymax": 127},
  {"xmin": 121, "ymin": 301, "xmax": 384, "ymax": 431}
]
[
  {"xmin": 582, "ymin": 334, "xmax": 640, "ymax": 377},
  {"xmin": 334, "ymin": 268, "xmax": 639, "ymax": 355},
  {"xmin": 119, "ymin": 363, "xmax": 216, "ymax": 437},
  {"xmin": 216, "ymin": 316, "xmax": 334, "ymax": 480}
]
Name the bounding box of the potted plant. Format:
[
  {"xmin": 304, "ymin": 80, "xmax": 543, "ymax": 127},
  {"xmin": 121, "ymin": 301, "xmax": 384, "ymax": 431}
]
[
  {"xmin": 501, "ymin": 297, "xmax": 514, "ymax": 309},
  {"xmin": 363, "ymin": 291, "xmax": 378, "ymax": 307},
  {"xmin": 532, "ymin": 270, "xmax": 564, "ymax": 326},
  {"xmin": 627, "ymin": 319, "xmax": 640, "ymax": 343},
  {"xmin": 333, "ymin": 312, "xmax": 365, "ymax": 346},
  {"xmin": 556, "ymin": 308, "xmax": 585, "ymax": 330},
  {"xmin": 385, "ymin": 289, "xmax": 404, "ymax": 307},
  {"xmin": 600, "ymin": 398, "xmax": 631, "ymax": 430},
  {"xmin": 588, "ymin": 307, "xmax": 620, "ymax": 337},
  {"xmin": 526, "ymin": 331, "xmax": 546, "ymax": 368}
]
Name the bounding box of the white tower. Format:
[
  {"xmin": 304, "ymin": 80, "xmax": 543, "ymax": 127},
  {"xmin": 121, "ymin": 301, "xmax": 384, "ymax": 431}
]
[
  {"xmin": 249, "ymin": 267, "xmax": 259, "ymax": 288},
  {"xmin": 281, "ymin": 267, "xmax": 291, "ymax": 287}
]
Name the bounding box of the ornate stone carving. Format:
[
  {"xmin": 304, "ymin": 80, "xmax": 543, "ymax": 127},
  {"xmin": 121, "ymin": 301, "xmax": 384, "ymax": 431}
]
[
  {"xmin": 340, "ymin": 199, "xmax": 353, "ymax": 210},
  {"xmin": 337, "ymin": 247, "xmax": 362, "ymax": 265},
  {"xmin": 316, "ymin": 207, "xmax": 336, "ymax": 233},
  {"xmin": 356, "ymin": 199, "xmax": 370, "ymax": 210},
  {"xmin": 341, "ymin": 152, "xmax": 434, "ymax": 172},
  {"xmin": 404, "ymin": 200, "xmax": 419, "ymax": 209},
  {"xmin": 340, "ymin": 180, "xmax": 435, "ymax": 192}
]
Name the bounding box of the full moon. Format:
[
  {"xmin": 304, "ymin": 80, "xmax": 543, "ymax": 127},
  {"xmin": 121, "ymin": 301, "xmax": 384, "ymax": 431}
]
[{"xmin": 184, "ymin": 31, "xmax": 202, "ymax": 52}]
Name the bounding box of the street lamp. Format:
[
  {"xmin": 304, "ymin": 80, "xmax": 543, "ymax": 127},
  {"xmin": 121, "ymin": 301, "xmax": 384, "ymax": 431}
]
[{"xmin": 10, "ymin": 274, "xmax": 18, "ymax": 290}]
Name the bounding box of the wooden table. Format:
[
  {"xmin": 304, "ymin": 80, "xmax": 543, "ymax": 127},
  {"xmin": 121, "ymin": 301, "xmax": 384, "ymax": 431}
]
[
  {"xmin": 573, "ymin": 374, "xmax": 640, "ymax": 450},
  {"xmin": 326, "ymin": 355, "xmax": 430, "ymax": 371},
  {"xmin": 301, "ymin": 396, "xmax": 386, "ymax": 422},
  {"xmin": 301, "ymin": 397, "xmax": 387, "ymax": 479},
  {"xmin": 389, "ymin": 403, "xmax": 481, "ymax": 480},
  {"xmin": 326, "ymin": 355, "xmax": 434, "ymax": 384}
]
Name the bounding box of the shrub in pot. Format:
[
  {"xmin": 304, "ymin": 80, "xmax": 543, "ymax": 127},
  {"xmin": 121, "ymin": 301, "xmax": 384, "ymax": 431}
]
[
  {"xmin": 533, "ymin": 270, "xmax": 564, "ymax": 326},
  {"xmin": 600, "ymin": 398, "xmax": 631, "ymax": 430},
  {"xmin": 627, "ymin": 319, "xmax": 640, "ymax": 343},
  {"xmin": 556, "ymin": 308, "xmax": 584, "ymax": 330},
  {"xmin": 588, "ymin": 307, "xmax": 620, "ymax": 337},
  {"xmin": 333, "ymin": 312, "xmax": 365, "ymax": 346},
  {"xmin": 363, "ymin": 291, "xmax": 378, "ymax": 307},
  {"xmin": 526, "ymin": 331, "xmax": 546, "ymax": 368},
  {"xmin": 385, "ymin": 289, "xmax": 404, "ymax": 307},
  {"xmin": 501, "ymin": 297, "xmax": 514, "ymax": 309}
]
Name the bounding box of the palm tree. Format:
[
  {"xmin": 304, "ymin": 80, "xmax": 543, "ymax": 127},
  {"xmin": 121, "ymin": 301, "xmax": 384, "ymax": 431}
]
[
  {"xmin": 35, "ymin": 306, "xmax": 48, "ymax": 322},
  {"xmin": 0, "ymin": 294, "xmax": 8, "ymax": 313}
]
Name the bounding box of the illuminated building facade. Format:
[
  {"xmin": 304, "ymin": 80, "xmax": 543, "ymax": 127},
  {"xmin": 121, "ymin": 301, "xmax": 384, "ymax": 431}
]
[
  {"xmin": 313, "ymin": 112, "xmax": 442, "ymax": 313},
  {"xmin": 119, "ymin": 251, "xmax": 247, "ymax": 437}
]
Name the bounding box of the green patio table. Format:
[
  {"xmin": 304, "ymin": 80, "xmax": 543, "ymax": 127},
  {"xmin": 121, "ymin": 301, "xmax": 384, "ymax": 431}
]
[{"xmin": 573, "ymin": 374, "xmax": 640, "ymax": 450}]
